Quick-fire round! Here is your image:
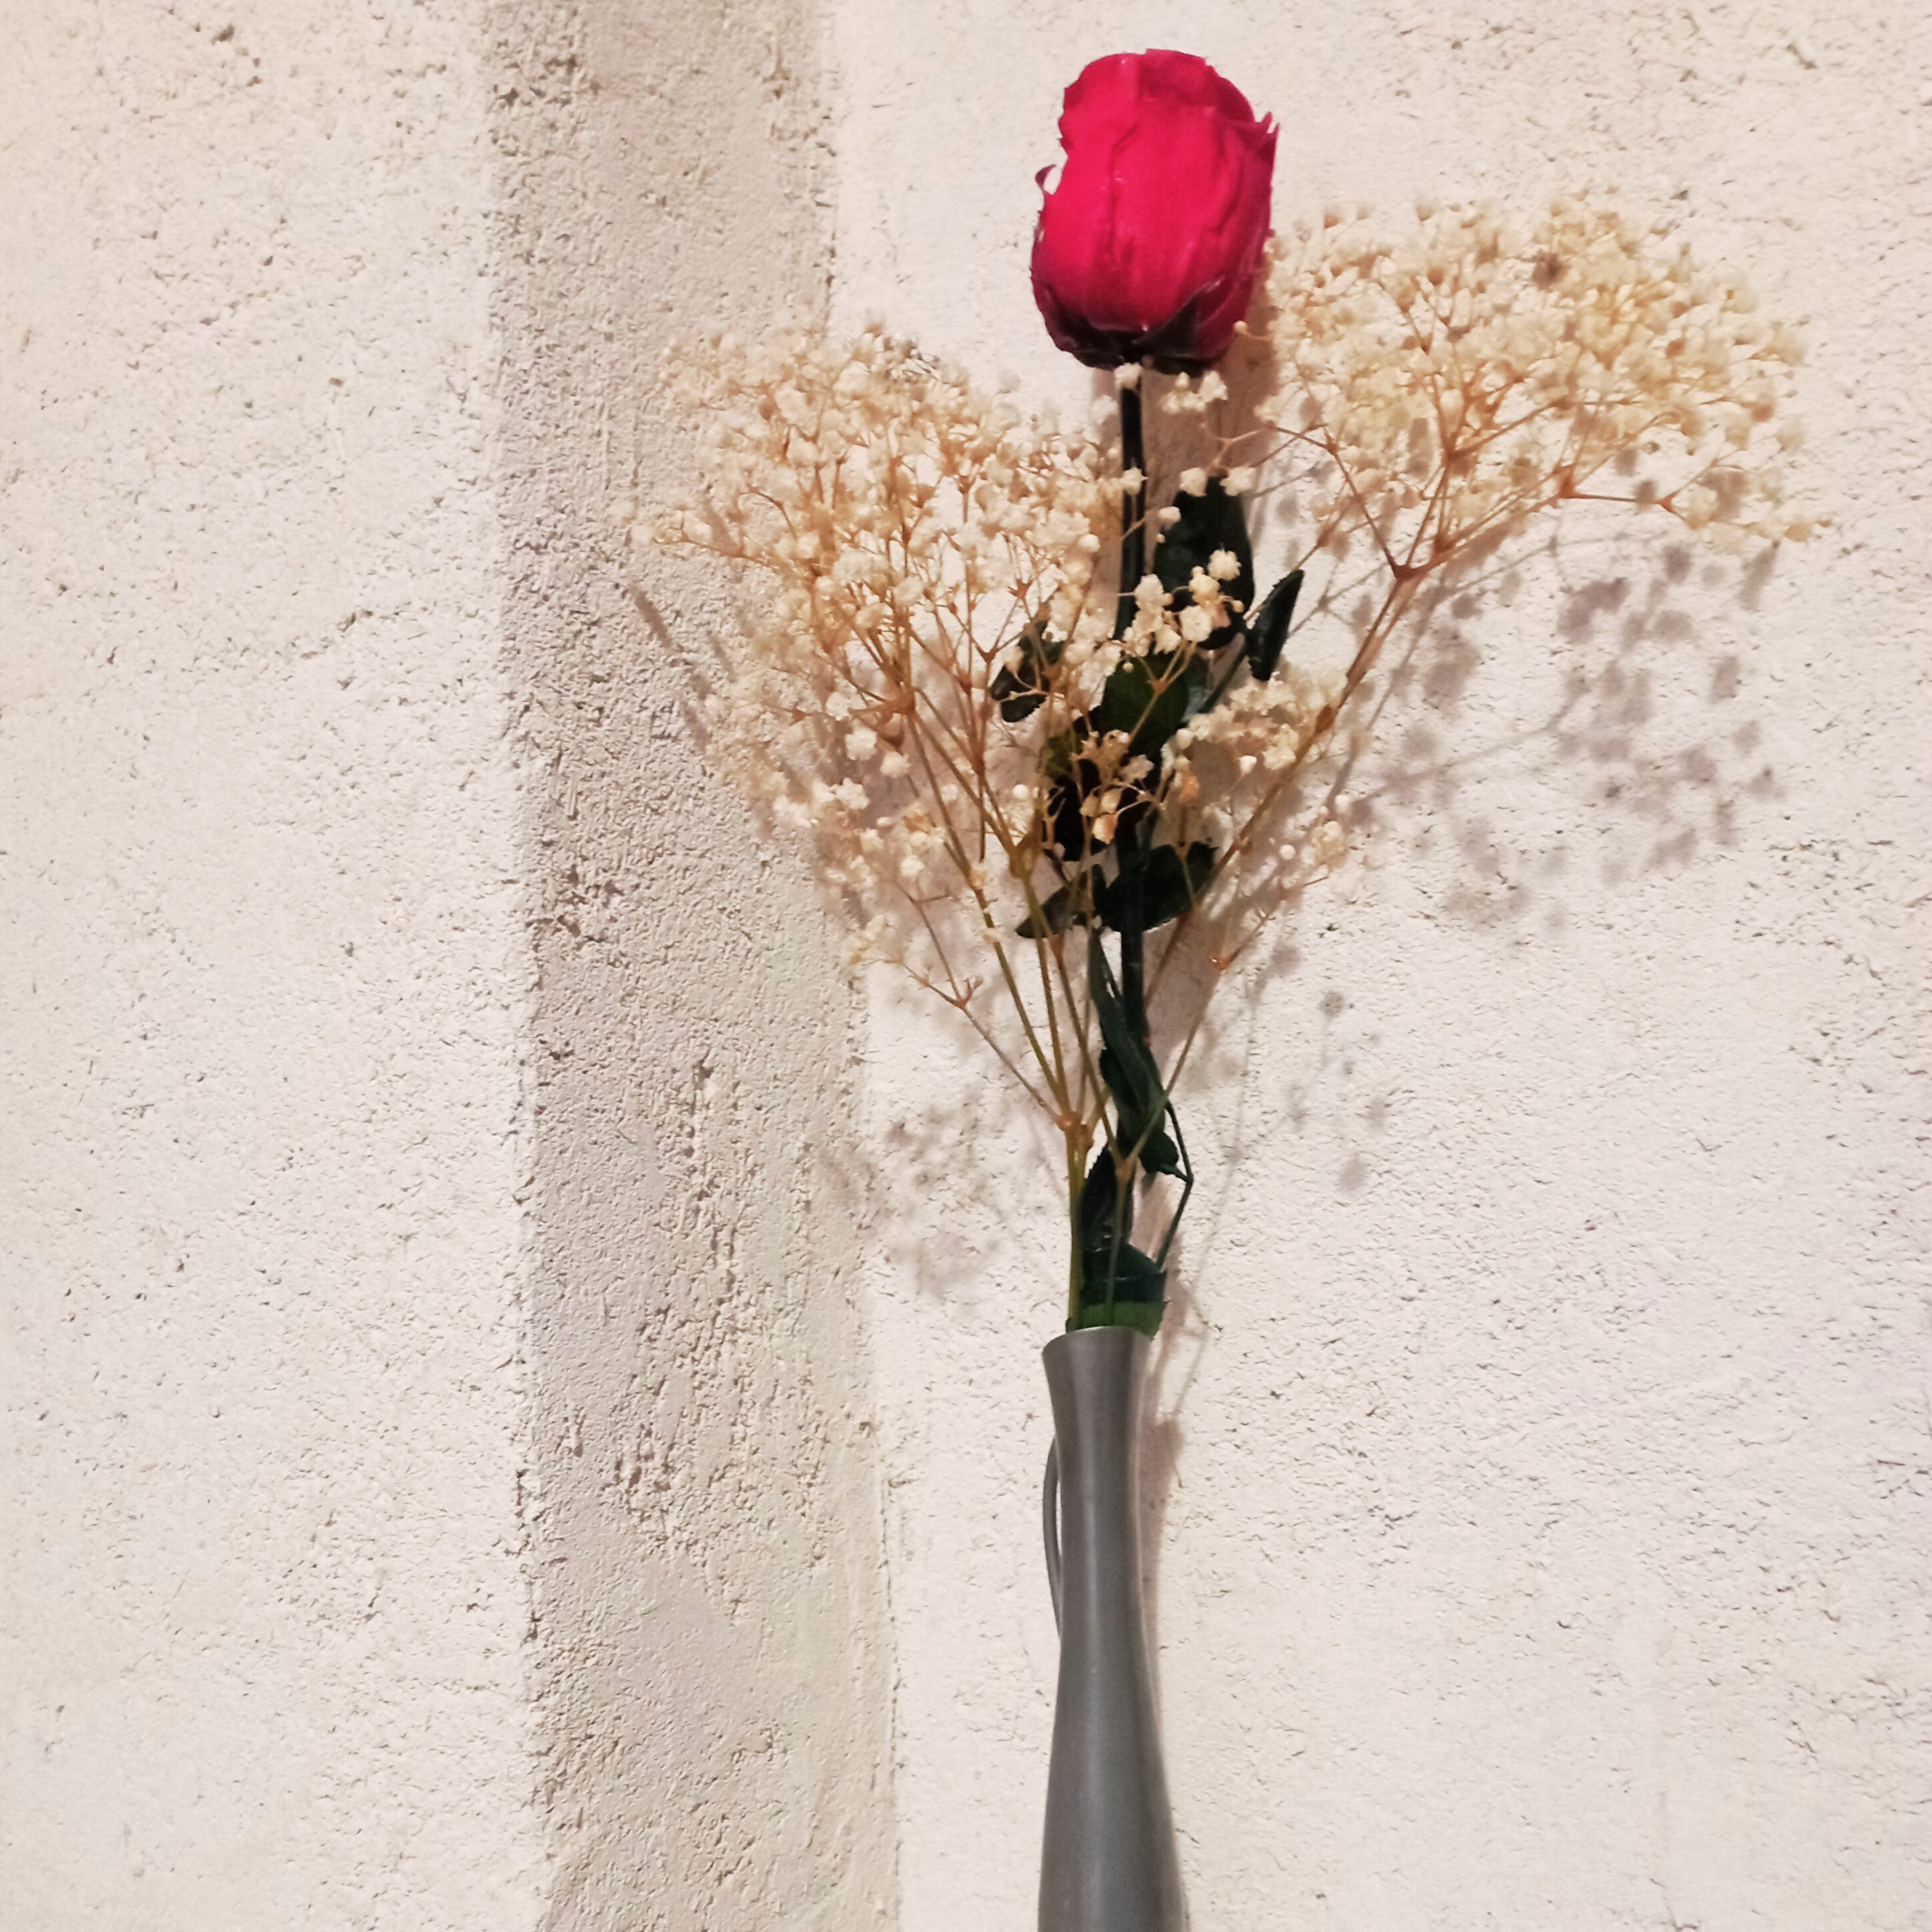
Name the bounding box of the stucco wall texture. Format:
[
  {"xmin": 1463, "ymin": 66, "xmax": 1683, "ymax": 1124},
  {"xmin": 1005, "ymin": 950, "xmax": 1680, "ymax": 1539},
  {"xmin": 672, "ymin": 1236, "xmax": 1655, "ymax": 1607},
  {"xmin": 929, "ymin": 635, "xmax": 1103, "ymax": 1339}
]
[
  {"xmin": 4, "ymin": 5, "xmax": 1928, "ymax": 1932},
  {"xmin": 838, "ymin": 6, "xmax": 1932, "ymax": 1931},
  {"xmin": 2, "ymin": 5, "xmax": 543, "ymax": 1926},
  {"xmin": 493, "ymin": 2, "xmax": 894, "ymax": 1925},
  {"xmin": 4, "ymin": 2, "xmax": 889, "ymax": 1928}
]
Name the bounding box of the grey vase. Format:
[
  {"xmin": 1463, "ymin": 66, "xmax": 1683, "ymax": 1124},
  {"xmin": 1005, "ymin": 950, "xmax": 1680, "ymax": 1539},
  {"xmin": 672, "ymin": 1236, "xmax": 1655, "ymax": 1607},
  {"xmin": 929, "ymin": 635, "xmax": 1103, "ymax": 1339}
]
[{"xmin": 1039, "ymin": 1326, "xmax": 1185, "ymax": 1932}]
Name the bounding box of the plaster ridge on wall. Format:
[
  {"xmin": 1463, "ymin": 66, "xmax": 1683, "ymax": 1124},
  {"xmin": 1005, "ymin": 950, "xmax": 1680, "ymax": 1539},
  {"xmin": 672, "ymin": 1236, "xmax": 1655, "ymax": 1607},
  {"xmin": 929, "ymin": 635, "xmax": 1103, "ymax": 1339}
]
[{"xmin": 488, "ymin": 0, "xmax": 897, "ymax": 1923}]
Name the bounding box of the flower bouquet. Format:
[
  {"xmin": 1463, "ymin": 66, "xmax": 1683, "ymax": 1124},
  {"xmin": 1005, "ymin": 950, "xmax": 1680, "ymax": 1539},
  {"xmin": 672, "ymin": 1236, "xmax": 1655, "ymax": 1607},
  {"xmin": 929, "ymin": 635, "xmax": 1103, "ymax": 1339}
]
[{"xmin": 638, "ymin": 46, "xmax": 1808, "ymax": 1931}]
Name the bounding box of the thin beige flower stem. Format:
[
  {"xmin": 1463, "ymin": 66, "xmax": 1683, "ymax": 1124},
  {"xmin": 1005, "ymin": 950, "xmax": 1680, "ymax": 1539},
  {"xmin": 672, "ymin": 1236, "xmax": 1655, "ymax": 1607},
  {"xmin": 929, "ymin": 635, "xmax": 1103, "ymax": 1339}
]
[
  {"xmin": 903, "ymin": 897, "xmax": 1058, "ymax": 1113},
  {"xmin": 1035, "ymin": 932, "xmax": 1087, "ymax": 1102},
  {"xmin": 1216, "ymin": 566, "xmax": 1411, "ymax": 879},
  {"xmin": 905, "ymin": 643, "xmax": 1000, "ymax": 787},
  {"xmin": 1311, "ymin": 434, "xmax": 1404, "ymax": 577},
  {"xmin": 909, "ymin": 971, "xmax": 1056, "ymax": 1116},
  {"xmin": 1155, "ymin": 989, "xmax": 1217, "ymax": 1107},
  {"xmin": 1165, "ymin": 848, "xmax": 1339, "ymax": 1063},
  {"xmin": 1311, "ymin": 620, "xmax": 1421, "ymax": 829},
  {"xmin": 1063, "ymin": 955, "xmax": 1105, "ymax": 1126},
  {"xmin": 1029, "ymin": 930, "xmax": 1072, "ymax": 1120},
  {"xmin": 1002, "ymin": 884, "xmax": 1100, "ymax": 1136},
  {"xmin": 1157, "ymin": 457, "xmax": 1452, "ymax": 1009},
  {"xmin": 903, "ymin": 894, "xmax": 980, "ymax": 1007},
  {"xmin": 898, "ymin": 671, "xmax": 1062, "ymax": 1101},
  {"xmin": 985, "ymin": 929, "xmax": 1064, "ymax": 1105},
  {"xmin": 903, "ymin": 691, "xmax": 988, "ymax": 813},
  {"xmin": 1144, "ymin": 552, "xmax": 1415, "ymax": 1020}
]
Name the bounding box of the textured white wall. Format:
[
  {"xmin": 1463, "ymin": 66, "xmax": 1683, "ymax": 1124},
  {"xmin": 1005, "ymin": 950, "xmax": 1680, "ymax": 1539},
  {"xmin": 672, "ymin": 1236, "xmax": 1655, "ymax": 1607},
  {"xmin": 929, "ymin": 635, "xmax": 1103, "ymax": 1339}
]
[
  {"xmin": 0, "ymin": 4, "xmax": 540, "ymax": 1926},
  {"xmin": 831, "ymin": 4, "xmax": 1932, "ymax": 1929},
  {"xmin": 495, "ymin": 2, "xmax": 896, "ymax": 1926},
  {"xmin": 9, "ymin": 2, "xmax": 1929, "ymax": 1928},
  {"xmin": 3, "ymin": 2, "xmax": 894, "ymax": 1928}
]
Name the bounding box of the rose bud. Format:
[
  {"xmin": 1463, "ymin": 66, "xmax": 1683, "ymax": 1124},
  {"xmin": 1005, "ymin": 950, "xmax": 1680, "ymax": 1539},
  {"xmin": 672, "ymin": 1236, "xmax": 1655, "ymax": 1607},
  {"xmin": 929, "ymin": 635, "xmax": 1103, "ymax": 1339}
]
[{"xmin": 1030, "ymin": 49, "xmax": 1277, "ymax": 374}]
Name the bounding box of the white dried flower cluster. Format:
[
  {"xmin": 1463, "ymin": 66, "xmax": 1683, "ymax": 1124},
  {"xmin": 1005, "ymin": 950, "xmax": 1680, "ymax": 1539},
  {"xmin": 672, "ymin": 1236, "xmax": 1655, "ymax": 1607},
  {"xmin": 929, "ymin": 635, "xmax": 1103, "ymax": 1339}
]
[
  {"xmin": 645, "ymin": 203, "xmax": 1811, "ymax": 1141},
  {"xmin": 1162, "ymin": 369, "xmax": 1230, "ymax": 417},
  {"xmin": 664, "ymin": 334, "xmax": 1112, "ymax": 864},
  {"xmin": 1261, "ymin": 198, "xmax": 1813, "ymax": 568},
  {"xmin": 653, "ymin": 325, "xmax": 1145, "ymax": 1095},
  {"xmin": 1172, "ymin": 659, "xmax": 1331, "ymax": 780}
]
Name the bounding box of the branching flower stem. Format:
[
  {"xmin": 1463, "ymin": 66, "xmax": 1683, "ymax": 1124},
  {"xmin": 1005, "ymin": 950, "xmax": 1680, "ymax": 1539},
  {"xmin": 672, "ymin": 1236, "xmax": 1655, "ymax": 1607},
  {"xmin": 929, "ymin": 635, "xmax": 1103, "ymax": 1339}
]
[{"xmin": 647, "ymin": 198, "xmax": 1811, "ymax": 1331}]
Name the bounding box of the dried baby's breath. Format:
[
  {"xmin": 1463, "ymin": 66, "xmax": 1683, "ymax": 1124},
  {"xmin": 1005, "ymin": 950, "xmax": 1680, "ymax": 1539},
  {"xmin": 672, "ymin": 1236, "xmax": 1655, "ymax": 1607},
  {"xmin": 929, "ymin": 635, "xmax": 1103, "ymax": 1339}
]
[
  {"xmin": 641, "ymin": 203, "xmax": 1813, "ymax": 1232},
  {"xmin": 655, "ymin": 324, "xmax": 1131, "ymax": 1104},
  {"xmin": 1259, "ymin": 198, "xmax": 1809, "ymax": 569}
]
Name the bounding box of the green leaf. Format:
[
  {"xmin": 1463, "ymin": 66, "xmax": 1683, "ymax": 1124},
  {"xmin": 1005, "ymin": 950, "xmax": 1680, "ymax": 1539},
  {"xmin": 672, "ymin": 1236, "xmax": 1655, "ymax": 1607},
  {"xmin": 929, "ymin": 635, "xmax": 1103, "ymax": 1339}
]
[
  {"xmin": 1071, "ymin": 1264, "xmax": 1166, "ymax": 1335},
  {"xmin": 1077, "ymin": 1145, "xmax": 1127, "ymax": 1254},
  {"xmin": 1154, "ymin": 476, "xmax": 1254, "ymax": 616},
  {"xmin": 1015, "ymin": 870, "xmax": 1099, "ymax": 938},
  {"xmin": 1087, "ymin": 938, "xmax": 1181, "ymax": 1175},
  {"xmin": 1243, "ymin": 568, "xmax": 1303, "ymax": 683},
  {"xmin": 1073, "ymin": 1153, "xmax": 1167, "ymax": 1335},
  {"xmin": 1043, "ymin": 762, "xmax": 1096, "ymax": 859},
  {"xmin": 1040, "ymin": 728, "xmax": 1080, "ymax": 778},
  {"xmin": 1098, "ymin": 842, "xmax": 1216, "ymax": 933},
  {"xmin": 1099, "ymin": 1048, "xmax": 1180, "ymax": 1176},
  {"xmin": 989, "ymin": 617, "xmax": 1064, "ymax": 722},
  {"xmin": 1090, "ymin": 651, "xmax": 1206, "ymax": 760}
]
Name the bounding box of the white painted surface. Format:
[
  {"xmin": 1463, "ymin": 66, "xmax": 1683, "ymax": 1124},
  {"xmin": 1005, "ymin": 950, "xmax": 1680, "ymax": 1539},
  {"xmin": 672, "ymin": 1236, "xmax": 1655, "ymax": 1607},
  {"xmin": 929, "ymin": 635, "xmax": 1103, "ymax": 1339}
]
[
  {"xmin": 832, "ymin": 5, "xmax": 1932, "ymax": 1928},
  {"xmin": 3, "ymin": 2, "xmax": 893, "ymax": 1928},
  {"xmin": 497, "ymin": 2, "xmax": 896, "ymax": 1926},
  {"xmin": 0, "ymin": 4, "xmax": 539, "ymax": 1926},
  {"xmin": 7, "ymin": 2, "xmax": 1929, "ymax": 1929}
]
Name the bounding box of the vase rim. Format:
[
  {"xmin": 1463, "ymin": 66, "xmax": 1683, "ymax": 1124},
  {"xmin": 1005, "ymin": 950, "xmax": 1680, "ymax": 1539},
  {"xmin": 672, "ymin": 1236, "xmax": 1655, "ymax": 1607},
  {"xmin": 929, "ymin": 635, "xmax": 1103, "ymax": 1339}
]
[{"xmin": 1042, "ymin": 1325, "xmax": 1151, "ymax": 1369}]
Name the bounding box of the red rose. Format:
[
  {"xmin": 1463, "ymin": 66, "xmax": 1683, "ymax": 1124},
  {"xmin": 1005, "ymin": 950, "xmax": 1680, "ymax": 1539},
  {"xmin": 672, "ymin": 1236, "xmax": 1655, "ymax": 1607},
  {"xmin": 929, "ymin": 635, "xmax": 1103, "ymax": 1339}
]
[{"xmin": 1030, "ymin": 50, "xmax": 1277, "ymax": 374}]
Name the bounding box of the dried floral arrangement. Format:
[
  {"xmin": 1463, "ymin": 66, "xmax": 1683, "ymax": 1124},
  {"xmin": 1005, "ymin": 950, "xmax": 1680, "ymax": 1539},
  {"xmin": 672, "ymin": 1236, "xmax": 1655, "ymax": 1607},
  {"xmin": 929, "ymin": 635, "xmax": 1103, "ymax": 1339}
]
[{"xmin": 635, "ymin": 53, "xmax": 1809, "ymax": 1342}]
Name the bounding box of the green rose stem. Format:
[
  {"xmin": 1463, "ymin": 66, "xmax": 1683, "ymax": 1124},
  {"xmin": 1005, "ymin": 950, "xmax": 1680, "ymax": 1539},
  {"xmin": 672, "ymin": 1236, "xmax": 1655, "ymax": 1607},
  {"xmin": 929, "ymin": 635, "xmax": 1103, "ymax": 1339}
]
[
  {"xmin": 1070, "ymin": 376, "xmax": 1167, "ymax": 1333},
  {"xmin": 1114, "ymin": 377, "xmax": 1149, "ymax": 1076},
  {"xmin": 1116, "ymin": 381, "xmax": 1148, "ymax": 628},
  {"xmin": 1111, "ymin": 386, "xmax": 1149, "ymax": 1333}
]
